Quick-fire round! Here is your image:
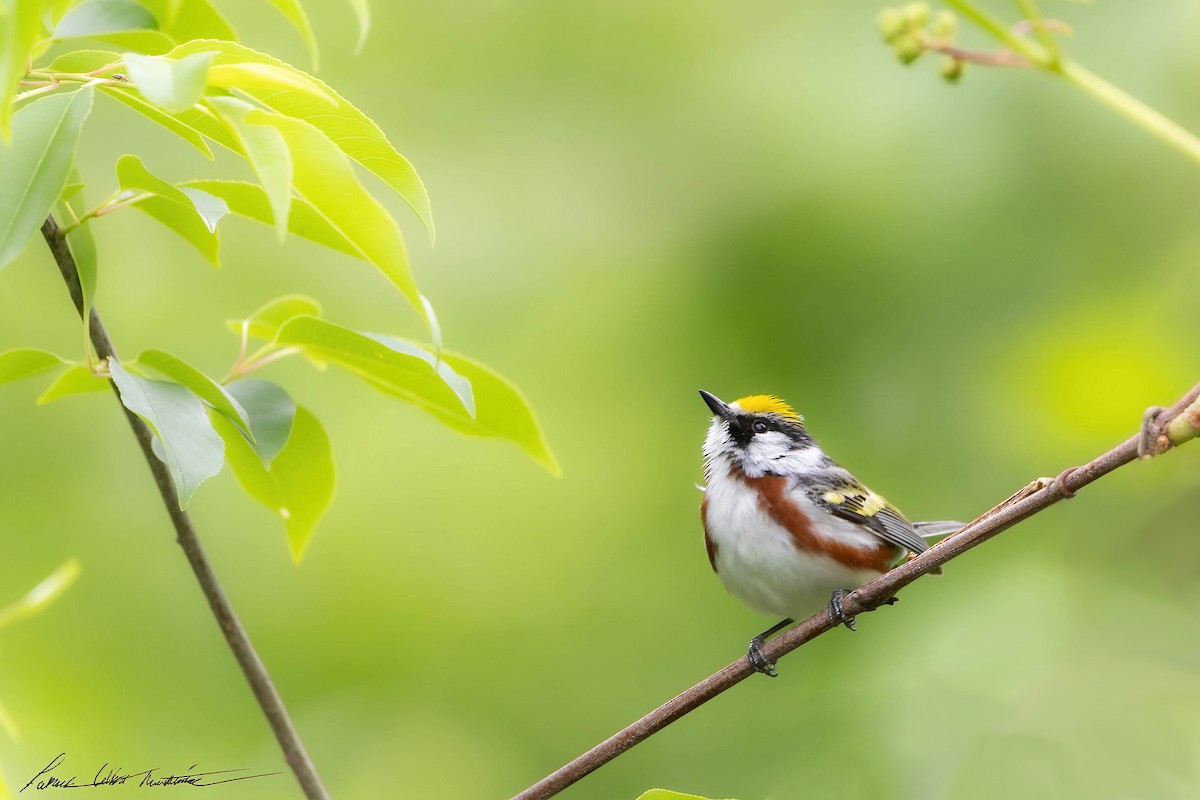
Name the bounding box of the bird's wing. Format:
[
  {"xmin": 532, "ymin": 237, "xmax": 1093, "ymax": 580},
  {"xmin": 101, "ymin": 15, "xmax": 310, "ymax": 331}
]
[{"xmin": 805, "ymin": 474, "xmax": 929, "ymax": 555}]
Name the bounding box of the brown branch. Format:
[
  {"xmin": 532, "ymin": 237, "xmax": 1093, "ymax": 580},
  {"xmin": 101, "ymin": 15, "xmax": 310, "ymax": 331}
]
[
  {"xmin": 40, "ymin": 216, "xmax": 330, "ymax": 800},
  {"xmin": 511, "ymin": 381, "xmax": 1200, "ymax": 800}
]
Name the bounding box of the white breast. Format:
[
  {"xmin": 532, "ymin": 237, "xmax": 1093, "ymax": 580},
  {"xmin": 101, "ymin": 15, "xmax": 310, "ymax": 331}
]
[{"xmin": 703, "ymin": 457, "xmax": 884, "ymax": 620}]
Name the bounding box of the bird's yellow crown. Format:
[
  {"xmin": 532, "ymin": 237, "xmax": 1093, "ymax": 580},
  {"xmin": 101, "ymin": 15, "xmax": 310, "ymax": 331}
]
[{"xmin": 733, "ymin": 395, "xmax": 801, "ymax": 420}]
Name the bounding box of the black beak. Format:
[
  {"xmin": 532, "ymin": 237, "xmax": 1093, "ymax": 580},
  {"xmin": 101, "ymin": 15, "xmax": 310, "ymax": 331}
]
[{"xmin": 699, "ymin": 389, "xmax": 734, "ymax": 421}]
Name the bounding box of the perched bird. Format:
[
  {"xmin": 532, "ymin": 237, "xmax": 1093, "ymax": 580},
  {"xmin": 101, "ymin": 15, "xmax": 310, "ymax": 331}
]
[{"xmin": 699, "ymin": 390, "xmax": 960, "ymax": 676}]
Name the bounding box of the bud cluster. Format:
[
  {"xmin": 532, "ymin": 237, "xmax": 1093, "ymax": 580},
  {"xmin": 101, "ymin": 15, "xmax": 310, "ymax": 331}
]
[{"xmin": 877, "ymin": 3, "xmax": 965, "ymax": 83}]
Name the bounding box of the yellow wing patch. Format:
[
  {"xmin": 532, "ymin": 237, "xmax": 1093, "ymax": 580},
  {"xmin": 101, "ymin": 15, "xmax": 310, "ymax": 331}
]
[{"xmin": 733, "ymin": 394, "xmax": 801, "ymax": 420}]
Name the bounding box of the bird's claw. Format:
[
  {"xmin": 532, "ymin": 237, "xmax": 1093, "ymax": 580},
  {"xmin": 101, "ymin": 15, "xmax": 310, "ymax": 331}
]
[
  {"xmin": 747, "ymin": 636, "xmax": 779, "ymax": 677},
  {"xmin": 1138, "ymin": 405, "xmax": 1167, "ymax": 460},
  {"xmin": 827, "ymin": 588, "xmax": 857, "ymax": 631}
]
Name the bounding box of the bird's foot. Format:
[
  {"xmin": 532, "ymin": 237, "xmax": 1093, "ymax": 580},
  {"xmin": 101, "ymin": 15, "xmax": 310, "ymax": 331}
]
[
  {"xmin": 747, "ymin": 636, "xmax": 779, "ymax": 677},
  {"xmin": 827, "ymin": 588, "xmax": 857, "ymax": 631}
]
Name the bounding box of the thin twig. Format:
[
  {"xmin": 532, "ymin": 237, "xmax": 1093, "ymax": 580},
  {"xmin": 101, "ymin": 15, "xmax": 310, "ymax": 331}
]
[
  {"xmin": 39, "ymin": 216, "xmax": 331, "ymax": 800},
  {"xmin": 511, "ymin": 381, "xmax": 1200, "ymax": 800}
]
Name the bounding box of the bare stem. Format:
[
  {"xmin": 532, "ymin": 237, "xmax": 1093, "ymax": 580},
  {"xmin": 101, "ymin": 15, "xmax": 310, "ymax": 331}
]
[
  {"xmin": 943, "ymin": 0, "xmax": 1200, "ymax": 168},
  {"xmin": 510, "ymin": 381, "xmax": 1200, "ymax": 800},
  {"xmin": 39, "ymin": 216, "xmax": 331, "ymax": 800}
]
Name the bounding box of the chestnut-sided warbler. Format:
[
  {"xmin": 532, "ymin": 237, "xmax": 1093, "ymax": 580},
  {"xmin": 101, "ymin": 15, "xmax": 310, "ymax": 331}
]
[{"xmin": 699, "ymin": 390, "xmax": 960, "ymax": 676}]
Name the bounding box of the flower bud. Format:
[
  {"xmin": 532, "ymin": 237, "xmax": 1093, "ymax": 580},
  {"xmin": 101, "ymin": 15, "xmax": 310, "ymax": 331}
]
[
  {"xmin": 876, "ymin": 7, "xmax": 907, "ymax": 43},
  {"xmin": 894, "ymin": 34, "xmax": 925, "ymax": 65},
  {"xmin": 930, "ymin": 10, "xmax": 957, "ymax": 39},
  {"xmin": 901, "ymin": 2, "xmax": 931, "ymax": 27},
  {"xmin": 940, "ymin": 57, "xmax": 964, "ymax": 82}
]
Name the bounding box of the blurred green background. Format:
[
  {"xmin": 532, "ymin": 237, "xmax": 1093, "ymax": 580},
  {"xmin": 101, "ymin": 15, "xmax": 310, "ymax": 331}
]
[{"xmin": 4, "ymin": 1, "xmax": 1200, "ymax": 797}]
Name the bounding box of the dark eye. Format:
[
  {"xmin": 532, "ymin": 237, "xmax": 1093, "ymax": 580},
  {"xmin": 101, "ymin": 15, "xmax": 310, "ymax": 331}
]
[{"xmin": 752, "ymin": 420, "xmax": 768, "ymax": 434}]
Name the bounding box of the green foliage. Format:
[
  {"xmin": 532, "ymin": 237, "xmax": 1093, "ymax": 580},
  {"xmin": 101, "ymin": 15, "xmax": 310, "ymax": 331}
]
[
  {"xmin": 0, "ymin": 0, "xmax": 46, "ymax": 141},
  {"xmin": 108, "ymin": 357, "xmax": 225, "ymax": 509},
  {"xmin": 0, "ymin": 88, "xmax": 93, "ymax": 269},
  {"xmin": 0, "ymin": 349, "xmax": 63, "ymax": 385},
  {"xmin": 117, "ymin": 154, "xmax": 225, "ymax": 264},
  {"xmin": 216, "ymin": 404, "xmax": 333, "ymax": 563},
  {"xmin": 0, "ymin": 0, "xmax": 554, "ymax": 567},
  {"xmin": 121, "ymin": 51, "xmax": 215, "ymax": 114},
  {"xmin": 224, "ymin": 379, "xmax": 295, "ymax": 465},
  {"xmin": 136, "ymin": 347, "xmax": 252, "ymax": 437},
  {"xmin": 37, "ymin": 363, "xmax": 109, "ymax": 403}
]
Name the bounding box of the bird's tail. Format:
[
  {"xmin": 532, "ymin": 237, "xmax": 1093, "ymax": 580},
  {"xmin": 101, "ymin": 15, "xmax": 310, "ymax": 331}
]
[{"xmin": 914, "ymin": 520, "xmax": 964, "ymax": 543}]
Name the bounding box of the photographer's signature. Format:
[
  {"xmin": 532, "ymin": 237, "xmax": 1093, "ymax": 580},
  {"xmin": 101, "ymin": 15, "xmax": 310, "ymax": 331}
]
[{"xmin": 21, "ymin": 753, "xmax": 280, "ymax": 791}]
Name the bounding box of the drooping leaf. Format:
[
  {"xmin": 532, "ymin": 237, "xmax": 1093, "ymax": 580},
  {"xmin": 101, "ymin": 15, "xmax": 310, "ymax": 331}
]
[
  {"xmin": 53, "ymin": 0, "xmax": 156, "ymax": 40},
  {"xmin": 37, "ymin": 364, "xmax": 110, "ymax": 403},
  {"xmin": 100, "ymin": 86, "xmax": 214, "ymax": 157},
  {"xmin": 273, "ymin": 316, "xmax": 467, "ymax": 411},
  {"xmin": 122, "ymin": 50, "xmax": 214, "ymax": 114},
  {"xmin": 366, "ymin": 332, "xmax": 473, "ymax": 417},
  {"xmin": 137, "ymin": 0, "xmax": 235, "ymax": 43},
  {"xmin": 0, "ymin": 88, "xmax": 95, "ymax": 269},
  {"xmin": 228, "ymin": 294, "xmax": 323, "ymax": 341},
  {"xmin": 177, "ymin": 185, "xmax": 227, "ymax": 231},
  {"xmin": 216, "ymin": 405, "xmax": 333, "ymax": 563},
  {"xmin": 260, "ymin": 0, "xmax": 318, "ymax": 69},
  {"xmin": 136, "ymin": 348, "xmax": 250, "ymax": 436},
  {"xmin": 116, "ymin": 154, "xmax": 222, "ymax": 265},
  {"xmin": 224, "ymin": 379, "xmax": 295, "ymax": 465},
  {"xmin": 424, "ymin": 350, "xmax": 559, "ymax": 475},
  {"xmin": 208, "ymin": 97, "xmax": 292, "ymax": 240},
  {"xmin": 0, "ymin": 559, "xmax": 82, "ymax": 628},
  {"xmin": 167, "ymin": 40, "xmax": 434, "ymax": 240},
  {"xmin": 181, "ymin": 180, "xmax": 356, "ymax": 257},
  {"xmin": 248, "ymin": 111, "xmax": 425, "ymax": 319},
  {"xmin": 207, "ymin": 62, "xmax": 333, "ymax": 104},
  {"xmin": 47, "ymin": 49, "xmax": 213, "ymax": 156},
  {"xmin": 109, "ymin": 357, "xmax": 224, "ymax": 508},
  {"xmin": 272, "ymin": 317, "xmax": 558, "ymax": 472},
  {"xmin": 0, "ymin": 0, "xmax": 46, "ymax": 142},
  {"xmin": 0, "ymin": 349, "xmax": 64, "ymax": 386}
]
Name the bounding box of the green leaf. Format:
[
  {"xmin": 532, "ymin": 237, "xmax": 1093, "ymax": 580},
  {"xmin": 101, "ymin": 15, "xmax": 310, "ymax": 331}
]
[
  {"xmin": 178, "ymin": 185, "xmax": 228, "ymax": 231},
  {"xmin": 136, "ymin": 348, "xmax": 251, "ymax": 436},
  {"xmin": 181, "ymin": 180, "xmax": 356, "ymax": 257},
  {"xmin": 248, "ymin": 111, "xmax": 425, "ymax": 320},
  {"xmin": 425, "ymin": 350, "xmax": 559, "ymax": 475},
  {"xmin": 109, "ymin": 357, "xmax": 224, "ymax": 508},
  {"xmin": 0, "ymin": 349, "xmax": 64, "ymax": 386},
  {"xmin": 0, "ymin": 88, "xmax": 94, "ymax": 269},
  {"xmin": 208, "ymin": 97, "xmax": 292, "ymax": 241},
  {"xmin": 117, "ymin": 154, "xmax": 222, "ymax": 265},
  {"xmin": 224, "ymin": 379, "xmax": 295, "ymax": 465},
  {"xmin": 216, "ymin": 405, "xmax": 333, "ymax": 562},
  {"xmin": 100, "ymin": 86, "xmax": 214, "ymax": 157},
  {"xmin": 0, "ymin": 0, "xmax": 47, "ymax": 142},
  {"xmin": 122, "ymin": 51, "xmax": 214, "ymax": 114},
  {"xmin": 346, "ymin": 0, "xmax": 370, "ymax": 54},
  {"xmin": 0, "ymin": 559, "xmax": 81, "ymax": 628},
  {"xmin": 137, "ymin": 0, "xmax": 235, "ymax": 42},
  {"xmin": 274, "ymin": 317, "xmax": 558, "ymax": 472},
  {"xmin": 167, "ymin": 40, "xmax": 434, "ymax": 241},
  {"xmin": 207, "ymin": 62, "xmax": 334, "ymax": 104},
  {"xmin": 53, "ymin": 0, "xmax": 156, "ymax": 39},
  {"xmin": 261, "ymin": 0, "xmax": 318, "ymax": 69},
  {"xmin": 37, "ymin": 364, "xmax": 109, "ymax": 403},
  {"xmin": 229, "ymin": 294, "xmax": 323, "ymax": 341}
]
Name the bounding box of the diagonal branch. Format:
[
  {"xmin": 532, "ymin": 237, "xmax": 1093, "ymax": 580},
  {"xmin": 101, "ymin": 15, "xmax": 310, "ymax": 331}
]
[
  {"xmin": 511, "ymin": 381, "xmax": 1200, "ymax": 800},
  {"xmin": 39, "ymin": 216, "xmax": 331, "ymax": 800}
]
